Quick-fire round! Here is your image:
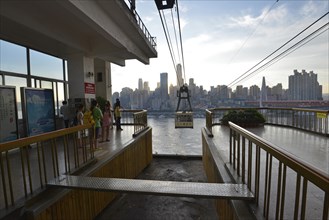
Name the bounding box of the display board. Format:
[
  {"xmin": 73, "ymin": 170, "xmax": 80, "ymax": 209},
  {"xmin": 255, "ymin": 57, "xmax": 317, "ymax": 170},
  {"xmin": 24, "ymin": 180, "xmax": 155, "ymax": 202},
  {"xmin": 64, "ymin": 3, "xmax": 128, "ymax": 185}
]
[
  {"xmin": 21, "ymin": 88, "xmax": 56, "ymax": 136},
  {"xmin": 0, "ymin": 86, "xmax": 18, "ymax": 143}
]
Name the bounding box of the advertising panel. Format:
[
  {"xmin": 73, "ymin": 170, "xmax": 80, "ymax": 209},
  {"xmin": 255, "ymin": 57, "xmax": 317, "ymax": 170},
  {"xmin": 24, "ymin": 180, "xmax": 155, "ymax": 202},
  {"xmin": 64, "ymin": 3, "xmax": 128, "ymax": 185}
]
[
  {"xmin": 0, "ymin": 86, "xmax": 18, "ymax": 142},
  {"xmin": 21, "ymin": 88, "xmax": 56, "ymax": 136}
]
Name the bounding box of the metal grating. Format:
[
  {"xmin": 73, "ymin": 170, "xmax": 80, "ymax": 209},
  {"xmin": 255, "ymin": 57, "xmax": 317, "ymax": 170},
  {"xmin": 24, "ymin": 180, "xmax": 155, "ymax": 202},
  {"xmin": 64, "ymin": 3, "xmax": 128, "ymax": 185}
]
[{"xmin": 47, "ymin": 175, "xmax": 254, "ymax": 200}]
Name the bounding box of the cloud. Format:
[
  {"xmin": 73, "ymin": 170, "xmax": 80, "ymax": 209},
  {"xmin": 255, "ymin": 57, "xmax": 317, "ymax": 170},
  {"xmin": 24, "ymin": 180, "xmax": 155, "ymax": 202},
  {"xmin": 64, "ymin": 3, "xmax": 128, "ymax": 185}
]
[
  {"xmin": 228, "ymin": 4, "xmax": 287, "ymax": 28},
  {"xmin": 300, "ymin": 0, "xmax": 324, "ymax": 16}
]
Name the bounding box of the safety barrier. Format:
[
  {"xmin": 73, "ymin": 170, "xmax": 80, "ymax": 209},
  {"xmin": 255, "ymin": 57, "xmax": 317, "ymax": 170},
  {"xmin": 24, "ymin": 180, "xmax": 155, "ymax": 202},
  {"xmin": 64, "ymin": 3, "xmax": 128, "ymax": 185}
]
[
  {"xmin": 124, "ymin": 0, "xmax": 157, "ymax": 49},
  {"xmin": 0, "ymin": 124, "xmax": 94, "ymax": 211},
  {"xmin": 228, "ymin": 122, "xmax": 328, "ymax": 219},
  {"xmin": 25, "ymin": 127, "xmax": 153, "ymax": 220},
  {"xmin": 133, "ymin": 110, "xmax": 148, "ymax": 137},
  {"xmin": 206, "ymin": 107, "xmax": 329, "ymax": 137}
]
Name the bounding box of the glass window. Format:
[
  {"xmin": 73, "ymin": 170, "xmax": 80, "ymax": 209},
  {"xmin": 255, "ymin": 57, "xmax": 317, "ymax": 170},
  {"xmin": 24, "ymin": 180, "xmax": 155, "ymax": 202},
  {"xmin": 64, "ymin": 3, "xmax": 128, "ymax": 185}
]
[
  {"xmin": 35, "ymin": 79, "xmax": 40, "ymax": 88},
  {"xmin": 30, "ymin": 50, "xmax": 63, "ymax": 80},
  {"xmin": 4, "ymin": 76, "xmax": 27, "ymax": 119},
  {"xmin": 41, "ymin": 80, "xmax": 52, "ymax": 89},
  {"xmin": 0, "ymin": 40, "xmax": 27, "ymax": 74},
  {"xmin": 64, "ymin": 60, "xmax": 68, "ymax": 81},
  {"xmin": 58, "ymin": 82, "xmax": 65, "ymax": 104},
  {"xmin": 0, "ymin": 75, "xmax": 3, "ymax": 85},
  {"xmin": 53, "ymin": 82, "xmax": 59, "ymax": 116}
]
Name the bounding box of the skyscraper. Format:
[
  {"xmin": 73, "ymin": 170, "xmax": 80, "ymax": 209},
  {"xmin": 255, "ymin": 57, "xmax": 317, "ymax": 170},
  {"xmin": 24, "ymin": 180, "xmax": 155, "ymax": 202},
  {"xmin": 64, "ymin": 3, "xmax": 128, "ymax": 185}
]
[
  {"xmin": 288, "ymin": 70, "xmax": 322, "ymax": 100},
  {"xmin": 143, "ymin": 81, "xmax": 150, "ymax": 92},
  {"xmin": 160, "ymin": 72, "xmax": 168, "ymax": 100},
  {"xmin": 260, "ymin": 76, "xmax": 268, "ymax": 107},
  {"xmin": 176, "ymin": 64, "xmax": 184, "ymax": 87},
  {"xmin": 138, "ymin": 78, "xmax": 143, "ymax": 91}
]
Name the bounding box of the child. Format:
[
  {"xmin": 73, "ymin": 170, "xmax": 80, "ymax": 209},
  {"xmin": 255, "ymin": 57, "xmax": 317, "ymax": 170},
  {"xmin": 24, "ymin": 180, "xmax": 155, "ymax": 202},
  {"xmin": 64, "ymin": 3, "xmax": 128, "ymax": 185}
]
[{"xmin": 76, "ymin": 104, "xmax": 84, "ymax": 148}]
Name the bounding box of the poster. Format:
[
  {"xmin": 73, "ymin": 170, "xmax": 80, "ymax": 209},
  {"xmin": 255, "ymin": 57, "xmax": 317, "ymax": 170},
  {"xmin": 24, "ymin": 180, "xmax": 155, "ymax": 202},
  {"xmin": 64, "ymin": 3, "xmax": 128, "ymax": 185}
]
[
  {"xmin": 21, "ymin": 88, "xmax": 55, "ymax": 136},
  {"xmin": 0, "ymin": 86, "xmax": 18, "ymax": 143}
]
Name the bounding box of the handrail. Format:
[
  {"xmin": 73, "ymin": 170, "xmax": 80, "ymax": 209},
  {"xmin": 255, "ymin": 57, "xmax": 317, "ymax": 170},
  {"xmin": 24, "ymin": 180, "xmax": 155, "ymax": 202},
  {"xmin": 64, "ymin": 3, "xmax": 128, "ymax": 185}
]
[
  {"xmin": 205, "ymin": 107, "xmax": 329, "ymax": 136},
  {"xmin": 0, "ymin": 124, "xmax": 91, "ymax": 152},
  {"xmin": 133, "ymin": 110, "xmax": 148, "ymax": 137},
  {"xmin": 0, "ymin": 124, "xmax": 94, "ymax": 210},
  {"xmin": 124, "ymin": 0, "xmax": 157, "ymax": 49},
  {"xmin": 229, "ymin": 122, "xmax": 329, "ymax": 191},
  {"xmin": 228, "ymin": 121, "xmax": 329, "ymax": 219}
]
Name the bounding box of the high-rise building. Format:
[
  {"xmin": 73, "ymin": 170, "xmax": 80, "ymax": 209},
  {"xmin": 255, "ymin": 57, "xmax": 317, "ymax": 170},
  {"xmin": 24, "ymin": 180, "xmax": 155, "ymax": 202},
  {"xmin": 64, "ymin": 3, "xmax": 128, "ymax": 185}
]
[
  {"xmin": 160, "ymin": 72, "xmax": 168, "ymax": 100},
  {"xmin": 249, "ymin": 85, "xmax": 260, "ymax": 101},
  {"xmin": 218, "ymin": 85, "xmax": 229, "ymax": 99},
  {"xmin": 176, "ymin": 64, "xmax": 184, "ymax": 87},
  {"xmin": 260, "ymin": 76, "xmax": 268, "ymax": 106},
  {"xmin": 138, "ymin": 78, "xmax": 143, "ymax": 90},
  {"xmin": 143, "ymin": 81, "xmax": 150, "ymax": 92},
  {"xmin": 288, "ymin": 70, "xmax": 322, "ymax": 100}
]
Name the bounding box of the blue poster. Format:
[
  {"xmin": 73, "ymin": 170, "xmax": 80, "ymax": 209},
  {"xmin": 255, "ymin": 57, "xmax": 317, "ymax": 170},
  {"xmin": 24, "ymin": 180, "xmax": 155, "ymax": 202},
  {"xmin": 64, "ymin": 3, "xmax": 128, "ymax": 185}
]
[{"xmin": 23, "ymin": 88, "xmax": 55, "ymax": 136}]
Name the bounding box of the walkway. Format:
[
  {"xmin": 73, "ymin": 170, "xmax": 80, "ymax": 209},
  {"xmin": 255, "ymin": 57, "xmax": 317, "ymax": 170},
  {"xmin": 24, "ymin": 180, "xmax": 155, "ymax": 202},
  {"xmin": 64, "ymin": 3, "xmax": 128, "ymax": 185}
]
[
  {"xmin": 1, "ymin": 124, "xmax": 327, "ymax": 219},
  {"xmin": 95, "ymin": 157, "xmax": 219, "ymax": 220}
]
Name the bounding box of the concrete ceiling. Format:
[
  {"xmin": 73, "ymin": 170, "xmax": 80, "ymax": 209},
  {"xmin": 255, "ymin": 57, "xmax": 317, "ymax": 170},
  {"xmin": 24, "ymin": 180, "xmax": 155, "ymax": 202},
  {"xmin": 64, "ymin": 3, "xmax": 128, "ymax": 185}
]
[{"xmin": 0, "ymin": 0, "xmax": 157, "ymax": 66}]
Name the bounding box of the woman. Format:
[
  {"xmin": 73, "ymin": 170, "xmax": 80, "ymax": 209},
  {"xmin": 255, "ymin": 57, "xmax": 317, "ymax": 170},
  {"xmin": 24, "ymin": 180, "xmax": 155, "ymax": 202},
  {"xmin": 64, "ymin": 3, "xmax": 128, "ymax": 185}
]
[{"xmin": 100, "ymin": 101, "xmax": 112, "ymax": 142}]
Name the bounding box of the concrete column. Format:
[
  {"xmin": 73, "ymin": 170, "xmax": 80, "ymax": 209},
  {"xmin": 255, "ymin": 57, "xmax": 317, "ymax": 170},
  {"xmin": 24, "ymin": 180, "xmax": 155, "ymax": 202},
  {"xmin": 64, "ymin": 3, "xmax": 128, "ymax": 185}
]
[
  {"xmin": 95, "ymin": 59, "xmax": 112, "ymax": 103},
  {"xmin": 66, "ymin": 53, "xmax": 95, "ymax": 112}
]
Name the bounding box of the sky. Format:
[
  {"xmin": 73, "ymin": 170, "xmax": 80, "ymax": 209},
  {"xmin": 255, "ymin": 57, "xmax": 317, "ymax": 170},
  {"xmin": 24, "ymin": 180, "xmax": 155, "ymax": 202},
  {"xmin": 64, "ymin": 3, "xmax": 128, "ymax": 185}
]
[{"xmin": 111, "ymin": 0, "xmax": 329, "ymax": 95}]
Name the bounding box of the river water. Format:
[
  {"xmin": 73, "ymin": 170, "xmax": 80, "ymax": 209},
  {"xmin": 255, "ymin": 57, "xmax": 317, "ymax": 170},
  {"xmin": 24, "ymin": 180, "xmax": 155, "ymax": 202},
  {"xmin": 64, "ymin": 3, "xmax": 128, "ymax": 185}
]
[
  {"xmin": 148, "ymin": 117, "xmax": 205, "ymax": 156},
  {"xmin": 148, "ymin": 117, "xmax": 328, "ymax": 173}
]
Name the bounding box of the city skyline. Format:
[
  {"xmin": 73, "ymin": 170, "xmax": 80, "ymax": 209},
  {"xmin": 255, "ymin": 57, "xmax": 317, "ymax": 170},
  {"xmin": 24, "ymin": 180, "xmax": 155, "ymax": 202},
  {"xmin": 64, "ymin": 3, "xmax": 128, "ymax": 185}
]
[
  {"xmin": 112, "ymin": 69, "xmax": 327, "ymax": 111},
  {"xmin": 111, "ymin": 1, "xmax": 328, "ymax": 95},
  {"xmin": 118, "ymin": 68, "xmax": 325, "ymax": 97}
]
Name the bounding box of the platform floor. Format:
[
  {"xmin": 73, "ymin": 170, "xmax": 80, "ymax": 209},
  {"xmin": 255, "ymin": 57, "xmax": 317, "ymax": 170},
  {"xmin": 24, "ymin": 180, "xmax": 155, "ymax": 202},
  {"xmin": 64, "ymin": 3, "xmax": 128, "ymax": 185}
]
[
  {"xmin": 95, "ymin": 157, "xmax": 219, "ymax": 220},
  {"xmin": 1, "ymin": 124, "xmax": 327, "ymax": 219}
]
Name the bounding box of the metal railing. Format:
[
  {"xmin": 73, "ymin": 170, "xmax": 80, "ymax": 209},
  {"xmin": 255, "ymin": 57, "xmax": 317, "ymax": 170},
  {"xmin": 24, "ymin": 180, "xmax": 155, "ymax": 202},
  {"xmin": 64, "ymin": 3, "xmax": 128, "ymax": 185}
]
[
  {"xmin": 206, "ymin": 107, "xmax": 329, "ymax": 137},
  {"xmin": 124, "ymin": 0, "xmax": 157, "ymax": 49},
  {"xmin": 133, "ymin": 110, "xmax": 148, "ymax": 137},
  {"xmin": 228, "ymin": 122, "xmax": 329, "ymax": 219},
  {"xmin": 0, "ymin": 124, "xmax": 94, "ymax": 210}
]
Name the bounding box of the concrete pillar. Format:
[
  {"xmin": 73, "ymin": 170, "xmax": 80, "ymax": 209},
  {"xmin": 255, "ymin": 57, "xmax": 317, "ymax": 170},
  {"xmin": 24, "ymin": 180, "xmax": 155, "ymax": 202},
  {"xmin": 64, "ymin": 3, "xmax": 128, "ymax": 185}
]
[
  {"xmin": 95, "ymin": 59, "xmax": 112, "ymax": 104},
  {"xmin": 66, "ymin": 53, "xmax": 95, "ymax": 114}
]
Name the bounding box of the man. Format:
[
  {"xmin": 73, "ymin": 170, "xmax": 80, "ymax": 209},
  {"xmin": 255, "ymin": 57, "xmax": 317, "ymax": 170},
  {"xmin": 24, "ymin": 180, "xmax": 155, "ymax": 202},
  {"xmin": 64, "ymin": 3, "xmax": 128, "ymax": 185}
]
[
  {"xmin": 114, "ymin": 98, "xmax": 123, "ymax": 130},
  {"xmin": 91, "ymin": 100, "xmax": 103, "ymax": 150},
  {"xmin": 60, "ymin": 101, "xmax": 70, "ymax": 128}
]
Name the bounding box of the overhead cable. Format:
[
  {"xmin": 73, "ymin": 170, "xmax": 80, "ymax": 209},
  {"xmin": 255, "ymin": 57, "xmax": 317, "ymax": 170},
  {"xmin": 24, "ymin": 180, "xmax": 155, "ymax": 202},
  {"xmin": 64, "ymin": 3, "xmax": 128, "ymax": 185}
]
[
  {"xmin": 227, "ymin": 11, "xmax": 329, "ymax": 87},
  {"xmin": 227, "ymin": 0, "xmax": 279, "ymax": 66},
  {"xmin": 231, "ymin": 22, "xmax": 329, "ymax": 85},
  {"xmin": 158, "ymin": 9, "xmax": 181, "ymax": 86},
  {"xmin": 175, "ymin": 0, "xmax": 187, "ymax": 84}
]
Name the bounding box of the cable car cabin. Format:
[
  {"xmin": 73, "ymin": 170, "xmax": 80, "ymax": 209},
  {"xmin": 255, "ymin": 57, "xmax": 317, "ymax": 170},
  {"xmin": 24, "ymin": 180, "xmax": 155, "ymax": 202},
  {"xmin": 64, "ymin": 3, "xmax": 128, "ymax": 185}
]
[
  {"xmin": 175, "ymin": 111, "xmax": 193, "ymax": 128},
  {"xmin": 175, "ymin": 85, "xmax": 193, "ymax": 128}
]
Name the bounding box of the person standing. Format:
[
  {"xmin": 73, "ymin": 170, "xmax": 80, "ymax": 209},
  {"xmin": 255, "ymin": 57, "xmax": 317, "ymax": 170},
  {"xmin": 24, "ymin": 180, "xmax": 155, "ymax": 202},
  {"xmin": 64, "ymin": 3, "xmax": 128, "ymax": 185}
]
[
  {"xmin": 100, "ymin": 101, "xmax": 112, "ymax": 142},
  {"xmin": 76, "ymin": 104, "xmax": 84, "ymax": 148},
  {"xmin": 90, "ymin": 100, "xmax": 103, "ymax": 150},
  {"xmin": 60, "ymin": 100, "xmax": 70, "ymax": 128},
  {"xmin": 114, "ymin": 98, "xmax": 123, "ymax": 130}
]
